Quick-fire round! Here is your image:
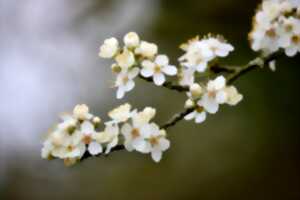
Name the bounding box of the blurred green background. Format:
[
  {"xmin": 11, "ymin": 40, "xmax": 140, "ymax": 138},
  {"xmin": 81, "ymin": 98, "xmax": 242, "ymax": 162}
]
[{"xmin": 1, "ymin": 0, "xmax": 300, "ymax": 199}]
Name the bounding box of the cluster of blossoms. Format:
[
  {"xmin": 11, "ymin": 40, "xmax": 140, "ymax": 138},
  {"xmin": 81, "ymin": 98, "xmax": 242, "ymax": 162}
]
[
  {"xmin": 178, "ymin": 35, "xmax": 234, "ymax": 86},
  {"xmin": 99, "ymin": 32, "xmax": 177, "ymax": 99},
  {"xmin": 250, "ymin": 0, "xmax": 300, "ymax": 59},
  {"xmin": 184, "ymin": 76, "xmax": 243, "ymax": 123},
  {"xmin": 41, "ymin": 104, "xmax": 170, "ymax": 165}
]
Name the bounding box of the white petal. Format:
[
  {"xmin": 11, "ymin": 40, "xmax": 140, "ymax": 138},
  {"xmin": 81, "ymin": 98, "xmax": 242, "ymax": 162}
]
[
  {"xmin": 201, "ymin": 94, "xmax": 219, "ymax": 114},
  {"xmin": 196, "ymin": 62, "xmax": 207, "ymax": 72},
  {"xmin": 184, "ymin": 111, "xmax": 196, "ymax": 120},
  {"xmin": 125, "ymin": 80, "xmax": 135, "ymax": 92},
  {"xmin": 116, "ymin": 87, "xmax": 125, "ymax": 99},
  {"xmin": 285, "ymin": 47, "xmax": 298, "ymax": 57},
  {"xmin": 158, "ymin": 138, "xmax": 170, "ymax": 151},
  {"xmin": 195, "ymin": 112, "xmax": 206, "ymax": 124},
  {"xmin": 105, "ymin": 137, "xmax": 118, "ymax": 154},
  {"xmin": 162, "ymin": 65, "xmax": 177, "ymax": 76},
  {"xmin": 121, "ymin": 123, "xmax": 132, "ymax": 139},
  {"xmin": 88, "ymin": 142, "xmax": 103, "ymax": 155},
  {"xmin": 81, "ymin": 121, "xmax": 94, "ymax": 135},
  {"xmin": 132, "ymin": 139, "xmax": 151, "ymax": 153},
  {"xmin": 124, "ymin": 141, "xmax": 134, "ymax": 152},
  {"xmin": 153, "ymin": 73, "xmax": 166, "ymax": 86},
  {"xmin": 141, "ymin": 68, "xmax": 154, "ymax": 77},
  {"xmin": 214, "ymin": 76, "xmax": 226, "ymax": 90},
  {"xmin": 151, "ymin": 150, "xmax": 162, "ymax": 162},
  {"xmin": 155, "ymin": 55, "xmax": 169, "ymax": 66},
  {"xmin": 128, "ymin": 68, "xmax": 140, "ymax": 79},
  {"xmin": 216, "ymin": 90, "xmax": 227, "ymax": 104}
]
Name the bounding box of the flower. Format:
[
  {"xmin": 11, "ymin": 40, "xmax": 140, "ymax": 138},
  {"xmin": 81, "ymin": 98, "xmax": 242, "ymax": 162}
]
[
  {"xmin": 184, "ymin": 103, "xmax": 207, "ymax": 124},
  {"xmin": 188, "ymin": 83, "xmax": 203, "ymax": 99},
  {"xmin": 141, "ymin": 55, "xmax": 177, "ymax": 86},
  {"xmin": 115, "ymin": 68, "xmax": 139, "ymax": 99},
  {"xmin": 179, "ymin": 39, "xmax": 214, "ymax": 72},
  {"xmin": 249, "ymin": 0, "xmax": 300, "ymax": 56},
  {"xmin": 121, "ymin": 107, "xmax": 156, "ymax": 151},
  {"xmin": 179, "ymin": 36, "xmax": 233, "ymax": 72},
  {"xmin": 73, "ymin": 104, "xmax": 93, "ymax": 120},
  {"xmin": 206, "ymin": 37, "xmax": 234, "ymax": 57},
  {"xmin": 108, "ymin": 103, "xmax": 133, "ymax": 123},
  {"xmin": 124, "ymin": 32, "xmax": 140, "ymax": 48},
  {"xmin": 99, "ymin": 37, "xmax": 119, "ymax": 58},
  {"xmin": 80, "ymin": 121, "xmax": 103, "ymax": 155},
  {"xmin": 99, "ymin": 124, "xmax": 120, "ymax": 154},
  {"xmin": 200, "ymin": 76, "xmax": 227, "ymax": 114},
  {"xmin": 224, "ymin": 86, "xmax": 243, "ymax": 106},
  {"xmin": 178, "ymin": 67, "xmax": 195, "ymax": 86},
  {"xmin": 115, "ymin": 49, "xmax": 135, "ymax": 69},
  {"xmin": 137, "ymin": 123, "xmax": 170, "ymax": 162},
  {"xmin": 135, "ymin": 41, "xmax": 158, "ymax": 58}
]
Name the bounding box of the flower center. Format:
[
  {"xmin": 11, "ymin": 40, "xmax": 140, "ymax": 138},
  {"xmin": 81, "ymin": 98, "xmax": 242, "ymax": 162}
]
[
  {"xmin": 122, "ymin": 76, "xmax": 129, "ymax": 84},
  {"xmin": 131, "ymin": 128, "xmax": 140, "ymax": 139},
  {"xmin": 149, "ymin": 137, "xmax": 159, "ymax": 146},
  {"xmin": 266, "ymin": 28, "xmax": 276, "ymax": 38},
  {"xmin": 291, "ymin": 35, "xmax": 300, "ymax": 44},
  {"xmin": 285, "ymin": 24, "xmax": 293, "ymax": 32},
  {"xmin": 154, "ymin": 65, "xmax": 161, "ymax": 73},
  {"xmin": 83, "ymin": 135, "xmax": 92, "ymax": 144},
  {"xmin": 67, "ymin": 145, "xmax": 74, "ymax": 152},
  {"xmin": 208, "ymin": 91, "xmax": 216, "ymax": 98},
  {"xmin": 196, "ymin": 106, "xmax": 204, "ymax": 113}
]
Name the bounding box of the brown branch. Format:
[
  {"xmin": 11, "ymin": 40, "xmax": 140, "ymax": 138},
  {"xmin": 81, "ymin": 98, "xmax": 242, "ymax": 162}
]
[
  {"xmin": 160, "ymin": 107, "xmax": 195, "ymax": 129},
  {"xmin": 138, "ymin": 75, "xmax": 189, "ymax": 92}
]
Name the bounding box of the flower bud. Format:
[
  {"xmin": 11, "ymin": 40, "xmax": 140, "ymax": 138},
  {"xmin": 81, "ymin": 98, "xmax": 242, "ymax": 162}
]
[
  {"xmin": 124, "ymin": 32, "xmax": 140, "ymax": 48},
  {"xmin": 73, "ymin": 104, "xmax": 89, "ymax": 120},
  {"xmin": 184, "ymin": 99, "xmax": 195, "ymax": 108},
  {"xmin": 189, "ymin": 83, "xmax": 202, "ymax": 98},
  {"xmin": 99, "ymin": 37, "xmax": 119, "ymax": 58},
  {"xmin": 135, "ymin": 41, "xmax": 158, "ymax": 58},
  {"xmin": 115, "ymin": 49, "xmax": 135, "ymax": 69}
]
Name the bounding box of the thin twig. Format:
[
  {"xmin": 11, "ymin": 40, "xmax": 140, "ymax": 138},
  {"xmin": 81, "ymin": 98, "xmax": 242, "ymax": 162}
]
[
  {"xmin": 160, "ymin": 107, "xmax": 195, "ymax": 129},
  {"xmin": 139, "ymin": 75, "xmax": 189, "ymax": 92}
]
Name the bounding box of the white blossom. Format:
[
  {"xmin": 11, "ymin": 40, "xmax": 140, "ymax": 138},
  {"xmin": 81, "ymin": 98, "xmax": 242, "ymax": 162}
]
[
  {"xmin": 137, "ymin": 123, "xmax": 170, "ymax": 162},
  {"xmin": 179, "ymin": 36, "xmax": 234, "ymax": 72},
  {"xmin": 141, "ymin": 55, "xmax": 177, "ymax": 86},
  {"xmin": 108, "ymin": 103, "xmax": 133, "ymax": 123},
  {"xmin": 115, "ymin": 68, "xmax": 139, "ymax": 99},
  {"xmin": 135, "ymin": 41, "xmax": 158, "ymax": 58},
  {"xmin": 121, "ymin": 107, "xmax": 156, "ymax": 151},
  {"xmin": 178, "ymin": 67, "xmax": 195, "ymax": 86},
  {"xmin": 200, "ymin": 76, "xmax": 227, "ymax": 114},
  {"xmin": 99, "ymin": 37, "xmax": 119, "ymax": 58},
  {"xmin": 184, "ymin": 103, "xmax": 207, "ymax": 124},
  {"xmin": 124, "ymin": 32, "xmax": 140, "ymax": 48},
  {"xmin": 115, "ymin": 49, "xmax": 135, "ymax": 69},
  {"xmin": 250, "ymin": 0, "xmax": 300, "ymax": 57}
]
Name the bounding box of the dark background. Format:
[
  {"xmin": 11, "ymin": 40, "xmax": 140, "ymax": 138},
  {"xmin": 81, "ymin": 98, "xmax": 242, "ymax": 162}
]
[{"xmin": 1, "ymin": 0, "xmax": 300, "ymax": 199}]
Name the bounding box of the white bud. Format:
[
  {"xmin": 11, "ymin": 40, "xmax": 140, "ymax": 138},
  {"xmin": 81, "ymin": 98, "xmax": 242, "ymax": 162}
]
[
  {"xmin": 73, "ymin": 104, "xmax": 89, "ymax": 120},
  {"xmin": 185, "ymin": 99, "xmax": 195, "ymax": 108},
  {"xmin": 51, "ymin": 131, "xmax": 64, "ymax": 146},
  {"xmin": 224, "ymin": 86, "xmax": 243, "ymax": 106},
  {"xmin": 124, "ymin": 32, "xmax": 140, "ymax": 48},
  {"xmin": 135, "ymin": 41, "xmax": 158, "ymax": 58},
  {"xmin": 190, "ymin": 83, "xmax": 202, "ymax": 98},
  {"xmin": 99, "ymin": 37, "xmax": 119, "ymax": 58},
  {"xmin": 93, "ymin": 116, "xmax": 101, "ymax": 124},
  {"xmin": 115, "ymin": 49, "xmax": 135, "ymax": 69},
  {"xmin": 143, "ymin": 107, "xmax": 156, "ymax": 120}
]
